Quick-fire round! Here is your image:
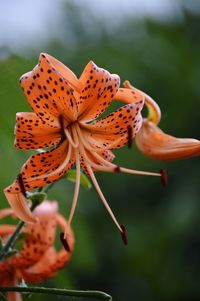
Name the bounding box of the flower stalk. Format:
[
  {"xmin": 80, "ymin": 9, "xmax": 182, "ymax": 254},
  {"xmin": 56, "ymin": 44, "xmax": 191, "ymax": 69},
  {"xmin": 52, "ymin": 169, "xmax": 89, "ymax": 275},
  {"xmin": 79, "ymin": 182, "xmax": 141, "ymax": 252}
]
[
  {"xmin": 0, "ymin": 286, "xmax": 112, "ymax": 301},
  {"xmin": 0, "ymin": 220, "xmax": 24, "ymax": 261}
]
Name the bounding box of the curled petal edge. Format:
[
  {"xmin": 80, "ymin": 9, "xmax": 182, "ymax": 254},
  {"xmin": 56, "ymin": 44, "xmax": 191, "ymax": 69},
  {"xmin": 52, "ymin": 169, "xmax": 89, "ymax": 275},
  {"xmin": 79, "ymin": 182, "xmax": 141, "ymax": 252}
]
[
  {"xmin": 135, "ymin": 120, "xmax": 200, "ymax": 161},
  {"xmin": 4, "ymin": 183, "xmax": 37, "ymax": 224}
]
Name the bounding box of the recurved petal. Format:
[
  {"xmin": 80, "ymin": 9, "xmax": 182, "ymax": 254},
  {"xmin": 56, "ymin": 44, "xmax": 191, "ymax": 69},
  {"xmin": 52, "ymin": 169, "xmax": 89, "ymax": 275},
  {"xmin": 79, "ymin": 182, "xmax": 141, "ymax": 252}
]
[
  {"xmin": 114, "ymin": 87, "xmax": 145, "ymax": 105},
  {"xmin": 15, "ymin": 112, "xmax": 61, "ymax": 150},
  {"xmin": 20, "ymin": 141, "xmax": 75, "ymax": 191},
  {"xmin": 0, "ymin": 225, "xmax": 16, "ymax": 237},
  {"xmin": 135, "ymin": 120, "xmax": 200, "ymax": 160},
  {"xmin": 19, "ymin": 214, "xmax": 75, "ymax": 282},
  {"xmin": 0, "ymin": 208, "xmax": 14, "ymax": 219},
  {"xmin": 18, "ymin": 247, "xmax": 57, "ymax": 283},
  {"xmin": 10, "ymin": 202, "xmax": 58, "ymax": 269},
  {"xmin": 81, "ymin": 100, "xmax": 143, "ymax": 149},
  {"xmin": 4, "ymin": 180, "xmax": 37, "ymax": 223},
  {"xmin": 20, "ymin": 53, "xmax": 78, "ymax": 125},
  {"xmin": 75, "ymin": 61, "xmax": 120, "ymax": 121}
]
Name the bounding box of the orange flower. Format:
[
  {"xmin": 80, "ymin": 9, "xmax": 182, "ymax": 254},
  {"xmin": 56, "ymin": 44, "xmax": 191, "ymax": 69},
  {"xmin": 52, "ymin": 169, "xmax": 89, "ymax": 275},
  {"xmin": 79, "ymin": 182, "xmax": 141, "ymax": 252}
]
[
  {"xmin": 124, "ymin": 81, "xmax": 200, "ymax": 161},
  {"xmin": 4, "ymin": 53, "xmax": 161, "ymax": 238},
  {"xmin": 0, "ymin": 201, "xmax": 74, "ymax": 301}
]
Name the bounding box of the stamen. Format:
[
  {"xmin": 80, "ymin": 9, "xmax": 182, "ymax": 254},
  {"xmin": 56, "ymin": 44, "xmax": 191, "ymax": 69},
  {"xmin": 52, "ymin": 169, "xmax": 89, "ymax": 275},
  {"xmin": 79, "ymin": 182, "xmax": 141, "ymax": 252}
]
[
  {"xmin": 75, "ymin": 124, "xmax": 99, "ymax": 152},
  {"xmin": 81, "ymin": 145, "xmax": 161, "ymax": 177},
  {"xmin": 17, "ymin": 173, "xmax": 26, "ymax": 196},
  {"xmin": 118, "ymin": 166, "xmax": 161, "ymax": 177},
  {"xmin": 27, "ymin": 143, "xmax": 72, "ymax": 182},
  {"xmin": 66, "ymin": 150, "xmax": 81, "ymax": 233},
  {"xmin": 120, "ymin": 225, "xmax": 128, "ymax": 245},
  {"xmin": 160, "ymin": 169, "xmax": 168, "ymax": 186},
  {"xmin": 127, "ymin": 125, "xmax": 133, "ymax": 148},
  {"xmin": 80, "ymin": 141, "xmax": 161, "ymax": 180},
  {"xmin": 85, "ymin": 162, "xmax": 122, "ymax": 233},
  {"xmin": 60, "ymin": 232, "xmax": 71, "ymax": 252},
  {"xmin": 114, "ymin": 165, "xmax": 121, "ymax": 172},
  {"xmin": 65, "ymin": 128, "xmax": 79, "ymax": 148}
]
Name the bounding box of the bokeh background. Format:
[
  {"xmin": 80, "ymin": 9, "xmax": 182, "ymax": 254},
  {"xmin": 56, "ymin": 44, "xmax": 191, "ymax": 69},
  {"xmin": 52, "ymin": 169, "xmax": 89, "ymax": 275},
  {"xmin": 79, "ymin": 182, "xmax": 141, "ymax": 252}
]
[{"xmin": 0, "ymin": 0, "xmax": 200, "ymax": 300}]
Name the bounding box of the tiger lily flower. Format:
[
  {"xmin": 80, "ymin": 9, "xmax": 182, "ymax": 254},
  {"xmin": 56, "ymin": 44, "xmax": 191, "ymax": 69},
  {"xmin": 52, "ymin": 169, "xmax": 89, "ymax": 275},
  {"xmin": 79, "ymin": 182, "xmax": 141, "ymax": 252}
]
[
  {"xmin": 0, "ymin": 201, "xmax": 74, "ymax": 301},
  {"xmin": 123, "ymin": 81, "xmax": 200, "ymax": 161},
  {"xmin": 4, "ymin": 53, "xmax": 161, "ymax": 239}
]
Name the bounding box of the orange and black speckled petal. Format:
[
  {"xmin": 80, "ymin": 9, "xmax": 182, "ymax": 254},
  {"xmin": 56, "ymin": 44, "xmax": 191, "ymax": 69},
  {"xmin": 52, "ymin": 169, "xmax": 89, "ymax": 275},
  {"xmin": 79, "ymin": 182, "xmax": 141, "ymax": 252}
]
[
  {"xmin": 18, "ymin": 212, "xmax": 74, "ymax": 283},
  {"xmin": 10, "ymin": 209, "xmax": 57, "ymax": 269},
  {"xmin": 20, "ymin": 53, "xmax": 78, "ymax": 126},
  {"xmin": 75, "ymin": 61, "xmax": 120, "ymax": 121},
  {"xmin": 15, "ymin": 112, "xmax": 61, "ymax": 150},
  {"xmin": 114, "ymin": 87, "xmax": 144, "ymax": 105},
  {"xmin": 81, "ymin": 100, "xmax": 143, "ymax": 149},
  {"xmin": 20, "ymin": 141, "xmax": 75, "ymax": 191}
]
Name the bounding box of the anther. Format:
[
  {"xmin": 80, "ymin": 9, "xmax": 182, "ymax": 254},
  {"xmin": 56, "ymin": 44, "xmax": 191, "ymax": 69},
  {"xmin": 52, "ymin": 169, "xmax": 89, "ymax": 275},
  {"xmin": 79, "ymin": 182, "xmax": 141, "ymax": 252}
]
[
  {"xmin": 120, "ymin": 225, "xmax": 128, "ymax": 245},
  {"xmin": 127, "ymin": 125, "xmax": 133, "ymax": 148},
  {"xmin": 60, "ymin": 232, "xmax": 71, "ymax": 252},
  {"xmin": 114, "ymin": 165, "xmax": 121, "ymax": 172},
  {"xmin": 17, "ymin": 173, "xmax": 26, "ymax": 197},
  {"xmin": 160, "ymin": 169, "xmax": 168, "ymax": 186}
]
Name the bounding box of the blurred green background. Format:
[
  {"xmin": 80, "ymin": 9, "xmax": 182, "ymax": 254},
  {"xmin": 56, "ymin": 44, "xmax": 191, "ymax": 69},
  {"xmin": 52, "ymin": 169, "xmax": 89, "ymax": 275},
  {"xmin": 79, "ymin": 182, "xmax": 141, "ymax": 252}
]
[{"xmin": 0, "ymin": 1, "xmax": 200, "ymax": 300}]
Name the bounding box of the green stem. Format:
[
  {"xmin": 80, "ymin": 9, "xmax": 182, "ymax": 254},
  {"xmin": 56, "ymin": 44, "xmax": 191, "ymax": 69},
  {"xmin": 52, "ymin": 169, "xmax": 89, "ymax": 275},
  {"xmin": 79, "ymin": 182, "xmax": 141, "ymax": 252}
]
[
  {"xmin": 0, "ymin": 220, "xmax": 24, "ymax": 261},
  {"xmin": 0, "ymin": 286, "xmax": 112, "ymax": 301}
]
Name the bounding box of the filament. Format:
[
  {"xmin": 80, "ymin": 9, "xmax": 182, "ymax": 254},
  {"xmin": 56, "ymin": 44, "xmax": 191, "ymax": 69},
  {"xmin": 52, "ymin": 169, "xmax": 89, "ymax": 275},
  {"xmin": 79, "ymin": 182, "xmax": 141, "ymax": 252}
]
[
  {"xmin": 85, "ymin": 162, "xmax": 122, "ymax": 233},
  {"xmin": 65, "ymin": 128, "xmax": 79, "ymax": 148},
  {"xmin": 65, "ymin": 149, "xmax": 81, "ymax": 236}
]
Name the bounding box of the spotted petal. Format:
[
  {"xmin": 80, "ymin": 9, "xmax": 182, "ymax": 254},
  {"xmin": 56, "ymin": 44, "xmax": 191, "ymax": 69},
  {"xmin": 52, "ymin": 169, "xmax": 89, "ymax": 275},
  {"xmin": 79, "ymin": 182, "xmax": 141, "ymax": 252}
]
[
  {"xmin": 114, "ymin": 87, "xmax": 145, "ymax": 105},
  {"xmin": 19, "ymin": 216, "xmax": 74, "ymax": 282},
  {"xmin": 15, "ymin": 112, "xmax": 61, "ymax": 150},
  {"xmin": 75, "ymin": 61, "xmax": 120, "ymax": 121},
  {"xmin": 81, "ymin": 100, "xmax": 143, "ymax": 149},
  {"xmin": 20, "ymin": 141, "xmax": 75, "ymax": 191},
  {"xmin": 20, "ymin": 53, "xmax": 78, "ymax": 126},
  {"xmin": 10, "ymin": 202, "xmax": 58, "ymax": 268}
]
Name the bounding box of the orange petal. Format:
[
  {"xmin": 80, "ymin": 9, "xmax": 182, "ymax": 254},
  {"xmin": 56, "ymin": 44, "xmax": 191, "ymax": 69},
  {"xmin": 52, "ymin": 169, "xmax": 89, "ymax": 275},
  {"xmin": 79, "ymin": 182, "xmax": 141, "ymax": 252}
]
[
  {"xmin": 20, "ymin": 141, "xmax": 75, "ymax": 191},
  {"xmin": 10, "ymin": 202, "xmax": 58, "ymax": 269},
  {"xmin": 0, "ymin": 225, "xmax": 16, "ymax": 237},
  {"xmin": 135, "ymin": 120, "xmax": 200, "ymax": 160},
  {"xmin": 4, "ymin": 180, "xmax": 37, "ymax": 223},
  {"xmin": 20, "ymin": 53, "xmax": 78, "ymax": 125},
  {"xmin": 114, "ymin": 87, "xmax": 145, "ymax": 105},
  {"xmin": 44, "ymin": 53, "xmax": 82, "ymax": 92},
  {"xmin": 82, "ymin": 100, "xmax": 143, "ymax": 149},
  {"xmin": 14, "ymin": 112, "xmax": 61, "ymax": 150},
  {"xmin": 33, "ymin": 200, "xmax": 58, "ymax": 216},
  {"xmin": 75, "ymin": 61, "xmax": 120, "ymax": 121},
  {"xmin": 18, "ymin": 247, "xmax": 57, "ymax": 283},
  {"xmin": 20, "ymin": 214, "xmax": 74, "ymax": 283},
  {"xmin": 0, "ymin": 208, "xmax": 14, "ymax": 219}
]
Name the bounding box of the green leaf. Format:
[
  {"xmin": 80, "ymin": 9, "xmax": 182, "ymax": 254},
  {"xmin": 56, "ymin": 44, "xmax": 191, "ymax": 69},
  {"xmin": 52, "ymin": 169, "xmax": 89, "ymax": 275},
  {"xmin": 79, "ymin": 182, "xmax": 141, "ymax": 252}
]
[
  {"xmin": 66, "ymin": 170, "xmax": 92, "ymax": 191},
  {"xmin": 26, "ymin": 192, "xmax": 47, "ymax": 209}
]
